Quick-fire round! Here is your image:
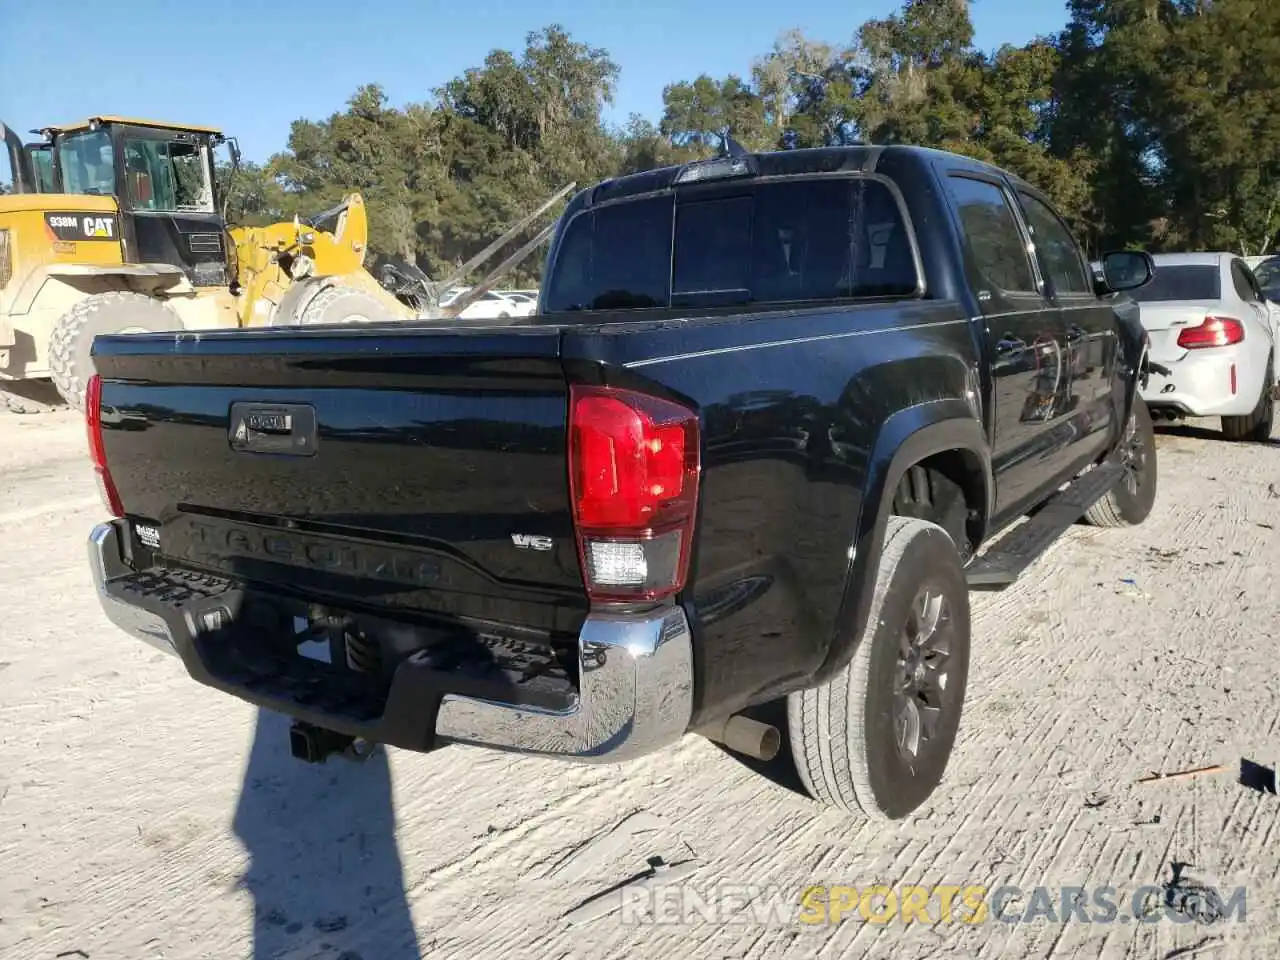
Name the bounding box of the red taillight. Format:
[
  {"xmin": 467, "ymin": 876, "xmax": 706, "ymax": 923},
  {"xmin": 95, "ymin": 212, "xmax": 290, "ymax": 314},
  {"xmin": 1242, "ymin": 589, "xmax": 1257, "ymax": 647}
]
[
  {"xmin": 86, "ymin": 374, "xmax": 124, "ymax": 518},
  {"xmin": 569, "ymin": 385, "xmax": 700, "ymax": 602},
  {"xmin": 1177, "ymin": 316, "xmax": 1245, "ymax": 350}
]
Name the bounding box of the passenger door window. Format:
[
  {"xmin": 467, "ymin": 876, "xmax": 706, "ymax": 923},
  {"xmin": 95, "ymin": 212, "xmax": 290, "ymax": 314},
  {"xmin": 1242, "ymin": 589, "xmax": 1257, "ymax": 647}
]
[
  {"xmin": 945, "ymin": 175, "xmax": 1038, "ymax": 300},
  {"xmin": 1017, "ymin": 192, "xmax": 1092, "ymax": 296},
  {"xmin": 123, "ymin": 138, "xmax": 215, "ymax": 213}
]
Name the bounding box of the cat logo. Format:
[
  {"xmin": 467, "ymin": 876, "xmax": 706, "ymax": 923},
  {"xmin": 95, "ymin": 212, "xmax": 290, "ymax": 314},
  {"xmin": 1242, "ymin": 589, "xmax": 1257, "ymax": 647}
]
[{"xmin": 83, "ymin": 216, "xmax": 115, "ymax": 238}]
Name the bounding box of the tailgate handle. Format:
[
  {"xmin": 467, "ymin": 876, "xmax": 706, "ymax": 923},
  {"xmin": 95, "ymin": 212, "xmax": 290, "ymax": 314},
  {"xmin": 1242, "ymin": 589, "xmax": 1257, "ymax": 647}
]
[{"xmin": 229, "ymin": 402, "xmax": 317, "ymax": 456}]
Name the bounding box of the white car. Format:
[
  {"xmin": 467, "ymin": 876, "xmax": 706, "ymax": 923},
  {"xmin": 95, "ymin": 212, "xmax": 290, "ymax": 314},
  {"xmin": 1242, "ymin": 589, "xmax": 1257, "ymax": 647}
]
[
  {"xmin": 1134, "ymin": 252, "xmax": 1278, "ymax": 440},
  {"xmin": 496, "ymin": 291, "xmax": 538, "ymax": 317},
  {"xmin": 453, "ymin": 290, "xmax": 524, "ymax": 321}
]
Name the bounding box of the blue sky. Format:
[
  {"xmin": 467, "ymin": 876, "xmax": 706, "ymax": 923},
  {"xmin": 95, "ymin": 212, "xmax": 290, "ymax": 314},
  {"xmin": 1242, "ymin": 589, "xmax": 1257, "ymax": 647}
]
[{"xmin": 0, "ymin": 0, "xmax": 1071, "ymax": 163}]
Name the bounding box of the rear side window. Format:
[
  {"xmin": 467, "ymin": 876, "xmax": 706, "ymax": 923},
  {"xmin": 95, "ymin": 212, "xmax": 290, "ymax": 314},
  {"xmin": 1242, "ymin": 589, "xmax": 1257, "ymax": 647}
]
[
  {"xmin": 1018, "ymin": 192, "xmax": 1092, "ymax": 295},
  {"xmin": 543, "ymin": 177, "xmax": 919, "ymax": 313},
  {"xmin": 1129, "ymin": 265, "xmax": 1221, "ymax": 303},
  {"xmin": 946, "ymin": 175, "xmax": 1036, "ymax": 294}
]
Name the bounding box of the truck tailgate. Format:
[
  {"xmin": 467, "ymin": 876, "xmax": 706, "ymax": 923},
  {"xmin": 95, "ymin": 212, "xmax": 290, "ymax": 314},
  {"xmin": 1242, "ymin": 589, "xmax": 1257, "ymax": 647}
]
[{"xmin": 93, "ymin": 325, "xmax": 586, "ymax": 633}]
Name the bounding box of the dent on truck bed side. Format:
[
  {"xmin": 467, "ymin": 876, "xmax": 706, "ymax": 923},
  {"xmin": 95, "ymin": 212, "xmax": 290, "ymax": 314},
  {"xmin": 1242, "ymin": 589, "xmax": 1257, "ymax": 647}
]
[{"xmin": 563, "ymin": 301, "xmax": 985, "ymax": 727}]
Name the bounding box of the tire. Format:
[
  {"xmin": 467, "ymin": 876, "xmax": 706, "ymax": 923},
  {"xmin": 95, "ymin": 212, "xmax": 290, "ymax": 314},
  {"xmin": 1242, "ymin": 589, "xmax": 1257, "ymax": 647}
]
[
  {"xmin": 787, "ymin": 516, "xmax": 970, "ymax": 820},
  {"xmin": 295, "ymin": 285, "xmax": 393, "ymax": 326},
  {"xmin": 1221, "ymin": 357, "xmax": 1275, "ymax": 442},
  {"xmin": 1084, "ymin": 396, "xmax": 1158, "ymax": 528},
  {"xmin": 48, "ymin": 292, "xmax": 184, "ymax": 410}
]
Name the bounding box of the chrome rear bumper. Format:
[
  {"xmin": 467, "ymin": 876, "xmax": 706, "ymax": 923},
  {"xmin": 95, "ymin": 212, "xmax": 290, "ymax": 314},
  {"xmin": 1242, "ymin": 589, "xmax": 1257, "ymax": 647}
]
[
  {"xmin": 88, "ymin": 522, "xmax": 179, "ymax": 657},
  {"xmin": 435, "ymin": 610, "xmax": 693, "ymax": 761},
  {"xmin": 89, "ymin": 519, "xmax": 694, "ymax": 762}
]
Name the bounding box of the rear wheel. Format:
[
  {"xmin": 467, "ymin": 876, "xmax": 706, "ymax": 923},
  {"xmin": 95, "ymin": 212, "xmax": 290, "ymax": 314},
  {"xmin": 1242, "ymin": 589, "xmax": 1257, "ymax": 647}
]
[
  {"xmin": 1084, "ymin": 396, "xmax": 1158, "ymax": 528},
  {"xmin": 1221, "ymin": 357, "xmax": 1275, "ymax": 442},
  {"xmin": 788, "ymin": 516, "xmax": 970, "ymax": 820},
  {"xmin": 295, "ymin": 285, "xmax": 395, "ymax": 326},
  {"xmin": 49, "ymin": 292, "xmax": 184, "ymax": 410}
]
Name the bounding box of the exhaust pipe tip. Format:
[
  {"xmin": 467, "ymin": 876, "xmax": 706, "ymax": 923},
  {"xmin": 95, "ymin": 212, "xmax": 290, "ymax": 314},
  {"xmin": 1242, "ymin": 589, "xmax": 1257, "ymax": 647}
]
[{"xmin": 698, "ymin": 714, "xmax": 782, "ymax": 762}]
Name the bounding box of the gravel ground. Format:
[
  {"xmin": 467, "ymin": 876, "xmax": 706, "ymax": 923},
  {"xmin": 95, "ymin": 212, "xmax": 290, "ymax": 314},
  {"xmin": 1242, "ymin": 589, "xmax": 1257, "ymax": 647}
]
[{"xmin": 1, "ymin": 408, "xmax": 1278, "ymax": 960}]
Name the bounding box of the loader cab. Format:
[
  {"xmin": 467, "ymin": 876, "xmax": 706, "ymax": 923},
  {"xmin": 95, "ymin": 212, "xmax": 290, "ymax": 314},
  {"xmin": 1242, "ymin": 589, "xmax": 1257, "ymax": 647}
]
[{"xmin": 41, "ymin": 116, "xmax": 238, "ymax": 287}]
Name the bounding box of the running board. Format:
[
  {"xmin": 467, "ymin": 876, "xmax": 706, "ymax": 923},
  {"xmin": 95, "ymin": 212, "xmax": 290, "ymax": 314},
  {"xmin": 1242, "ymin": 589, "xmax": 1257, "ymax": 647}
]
[{"xmin": 964, "ymin": 462, "xmax": 1124, "ymax": 591}]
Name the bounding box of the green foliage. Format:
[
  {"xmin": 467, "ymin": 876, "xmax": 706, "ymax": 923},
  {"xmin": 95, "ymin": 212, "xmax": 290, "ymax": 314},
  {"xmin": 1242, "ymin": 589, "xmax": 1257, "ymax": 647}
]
[{"xmin": 222, "ymin": 1, "xmax": 1280, "ymax": 284}]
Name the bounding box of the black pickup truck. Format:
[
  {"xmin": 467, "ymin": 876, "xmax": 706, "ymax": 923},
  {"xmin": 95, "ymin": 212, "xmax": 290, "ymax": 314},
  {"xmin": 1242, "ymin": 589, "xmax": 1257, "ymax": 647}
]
[{"xmin": 86, "ymin": 145, "xmax": 1159, "ymax": 821}]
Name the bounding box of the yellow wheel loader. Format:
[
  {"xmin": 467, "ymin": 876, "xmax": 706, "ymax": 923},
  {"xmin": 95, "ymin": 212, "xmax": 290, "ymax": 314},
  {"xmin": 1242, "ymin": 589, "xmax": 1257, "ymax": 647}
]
[
  {"xmin": 0, "ymin": 116, "xmax": 412, "ymax": 412},
  {"xmin": 1, "ymin": 114, "xmax": 575, "ymax": 412}
]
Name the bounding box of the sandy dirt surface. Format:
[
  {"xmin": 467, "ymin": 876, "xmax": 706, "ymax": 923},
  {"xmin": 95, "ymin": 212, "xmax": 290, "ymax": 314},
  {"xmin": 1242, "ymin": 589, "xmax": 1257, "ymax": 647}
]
[{"xmin": 1, "ymin": 409, "xmax": 1278, "ymax": 960}]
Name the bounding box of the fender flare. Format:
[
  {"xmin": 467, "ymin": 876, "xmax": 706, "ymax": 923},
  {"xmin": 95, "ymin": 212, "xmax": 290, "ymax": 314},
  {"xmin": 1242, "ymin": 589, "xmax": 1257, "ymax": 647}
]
[{"xmin": 810, "ymin": 399, "xmax": 993, "ymax": 686}]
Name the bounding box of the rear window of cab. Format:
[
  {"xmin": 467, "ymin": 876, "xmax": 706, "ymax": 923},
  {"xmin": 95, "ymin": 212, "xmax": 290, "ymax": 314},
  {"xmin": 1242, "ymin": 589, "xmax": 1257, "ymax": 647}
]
[{"xmin": 543, "ymin": 176, "xmax": 920, "ymax": 314}]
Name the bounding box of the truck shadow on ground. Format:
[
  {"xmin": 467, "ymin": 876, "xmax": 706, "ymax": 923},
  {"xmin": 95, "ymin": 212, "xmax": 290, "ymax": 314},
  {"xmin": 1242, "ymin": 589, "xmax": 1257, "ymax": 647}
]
[{"xmin": 232, "ymin": 709, "xmax": 423, "ymax": 960}]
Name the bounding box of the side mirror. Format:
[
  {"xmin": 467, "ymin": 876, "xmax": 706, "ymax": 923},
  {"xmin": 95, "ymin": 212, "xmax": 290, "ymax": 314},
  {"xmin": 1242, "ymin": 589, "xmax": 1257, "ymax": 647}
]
[{"xmin": 1099, "ymin": 250, "xmax": 1155, "ymax": 294}]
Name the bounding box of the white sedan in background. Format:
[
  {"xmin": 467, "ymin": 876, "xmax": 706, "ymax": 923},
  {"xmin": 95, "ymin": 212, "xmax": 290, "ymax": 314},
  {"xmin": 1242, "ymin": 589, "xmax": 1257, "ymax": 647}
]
[
  {"xmin": 495, "ymin": 291, "xmax": 538, "ymax": 317},
  {"xmin": 451, "ymin": 290, "xmax": 526, "ymax": 321},
  {"xmin": 1131, "ymin": 252, "xmax": 1278, "ymax": 440}
]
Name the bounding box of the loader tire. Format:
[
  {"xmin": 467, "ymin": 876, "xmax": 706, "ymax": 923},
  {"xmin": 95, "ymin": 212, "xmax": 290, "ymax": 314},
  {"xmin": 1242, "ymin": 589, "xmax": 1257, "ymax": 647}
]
[
  {"xmin": 295, "ymin": 285, "xmax": 393, "ymax": 326},
  {"xmin": 49, "ymin": 292, "xmax": 184, "ymax": 410}
]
